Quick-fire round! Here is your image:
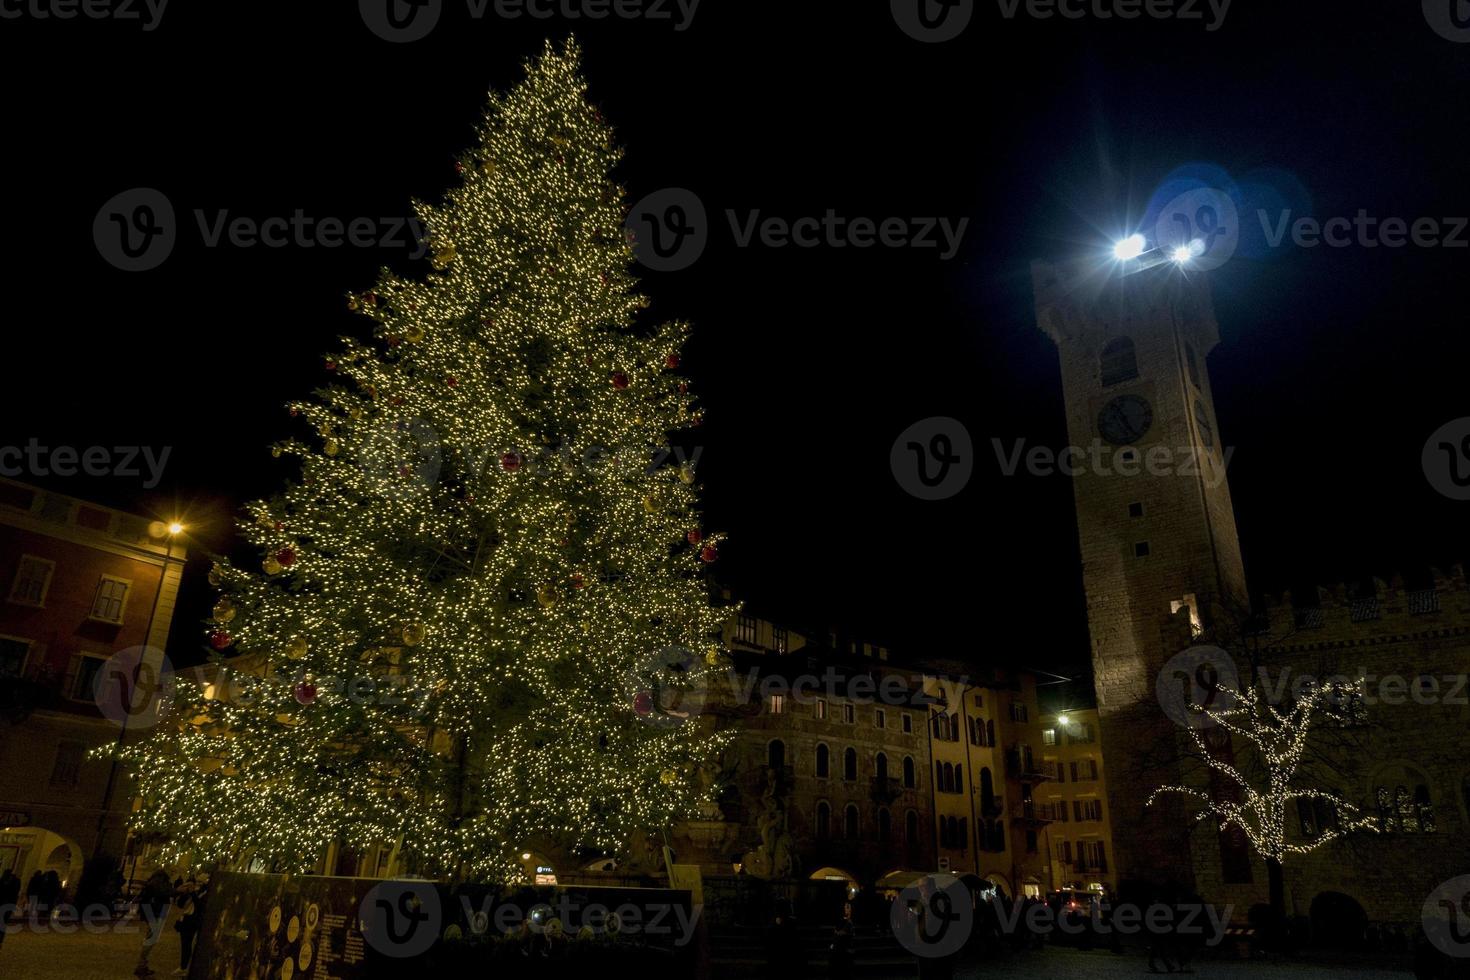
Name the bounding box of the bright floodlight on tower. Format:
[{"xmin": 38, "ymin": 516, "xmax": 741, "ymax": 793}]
[
  {"xmin": 1113, "ymin": 234, "xmax": 1147, "ymax": 261},
  {"xmin": 1171, "ymin": 238, "xmax": 1204, "ymax": 264}
]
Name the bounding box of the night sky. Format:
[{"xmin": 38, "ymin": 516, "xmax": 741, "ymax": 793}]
[{"xmin": 5, "ymin": 2, "xmax": 1469, "ymax": 677}]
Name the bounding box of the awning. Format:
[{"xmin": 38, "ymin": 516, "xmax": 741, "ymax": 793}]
[{"xmin": 875, "ymin": 869, "xmax": 931, "ymax": 890}]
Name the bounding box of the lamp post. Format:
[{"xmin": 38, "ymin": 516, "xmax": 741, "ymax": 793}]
[{"xmin": 93, "ymin": 521, "xmax": 184, "ymax": 885}]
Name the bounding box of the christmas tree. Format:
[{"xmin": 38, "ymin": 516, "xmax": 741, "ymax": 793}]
[{"xmin": 117, "ymin": 39, "xmax": 730, "ymax": 883}]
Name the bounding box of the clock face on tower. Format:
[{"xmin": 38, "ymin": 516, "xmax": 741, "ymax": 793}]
[{"xmin": 1097, "ymin": 394, "xmax": 1154, "ymax": 446}]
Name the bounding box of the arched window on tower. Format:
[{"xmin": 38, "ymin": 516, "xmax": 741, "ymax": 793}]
[
  {"xmin": 1100, "ymin": 337, "xmax": 1139, "ymax": 387},
  {"xmin": 815, "ymin": 743, "xmax": 829, "ymax": 779},
  {"xmin": 768, "ymin": 739, "xmax": 785, "ymax": 771},
  {"xmin": 903, "ymin": 755, "xmax": 916, "ymax": 789},
  {"xmin": 954, "ymin": 764, "xmax": 964, "ymax": 794},
  {"xmin": 844, "ymin": 747, "xmax": 858, "ymax": 781},
  {"xmin": 876, "ymin": 752, "xmax": 889, "ymax": 783},
  {"xmin": 845, "ymin": 804, "xmax": 860, "ymax": 840},
  {"xmin": 815, "ymin": 801, "xmax": 830, "ymax": 840},
  {"xmin": 906, "ymin": 809, "xmax": 920, "ymax": 845}
]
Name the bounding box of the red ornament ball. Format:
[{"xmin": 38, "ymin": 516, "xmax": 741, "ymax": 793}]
[
  {"xmin": 209, "ymin": 630, "xmax": 232, "ymax": 651},
  {"xmin": 294, "ymin": 678, "xmax": 318, "ymax": 706},
  {"xmin": 633, "ymin": 690, "xmax": 653, "ymax": 716},
  {"xmin": 325, "ymin": 361, "xmax": 337, "ymax": 372},
  {"xmin": 700, "ymin": 545, "xmax": 718, "ymax": 564},
  {"xmin": 665, "ymin": 354, "xmax": 680, "ymax": 370},
  {"xmin": 687, "ymin": 529, "xmax": 703, "ymax": 545},
  {"xmin": 501, "ymin": 452, "xmax": 523, "ymax": 472},
  {"xmin": 611, "ymin": 371, "xmax": 629, "ymax": 390},
  {"xmin": 275, "ymin": 548, "xmax": 297, "ymax": 568},
  {"xmin": 678, "ymin": 383, "xmax": 689, "ymax": 394}
]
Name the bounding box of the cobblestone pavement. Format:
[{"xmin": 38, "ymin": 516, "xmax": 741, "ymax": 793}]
[
  {"xmin": 0, "ymin": 913, "xmax": 185, "ymax": 980},
  {"xmin": 0, "ymin": 928, "xmax": 1424, "ymax": 979},
  {"xmin": 942, "ymin": 946, "xmax": 1416, "ymax": 979}
]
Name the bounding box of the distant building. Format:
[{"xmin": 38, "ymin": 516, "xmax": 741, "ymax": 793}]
[
  {"xmin": 1037, "ymin": 705, "xmax": 1115, "ymax": 895},
  {"xmin": 0, "ymin": 478, "xmax": 185, "ymax": 892}
]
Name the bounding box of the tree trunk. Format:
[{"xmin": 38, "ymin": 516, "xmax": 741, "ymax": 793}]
[{"xmin": 1266, "ymin": 856, "xmax": 1287, "ymax": 949}]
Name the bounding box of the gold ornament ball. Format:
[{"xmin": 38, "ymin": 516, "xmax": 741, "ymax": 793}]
[
  {"xmin": 286, "ymin": 637, "xmax": 309, "ymax": 661},
  {"xmin": 324, "ymin": 439, "xmax": 340, "ymax": 457},
  {"xmin": 537, "ymin": 586, "xmax": 557, "ymax": 609},
  {"xmin": 212, "ymin": 598, "xmax": 237, "ymax": 624},
  {"xmin": 401, "ymin": 623, "xmax": 426, "ymax": 646},
  {"xmin": 263, "ymin": 557, "xmax": 284, "ymax": 575},
  {"xmin": 404, "ymin": 325, "xmax": 426, "ymax": 343},
  {"xmin": 678, "ymin": 463, "xmax": 696, "ymax": 485},
  {"xmin": 660, "ymin": 769, "xmax": 677, "ymax": 785},
  {"xmin": 643, "ymin": 495, "xmax": 660, "ymax": 514}
]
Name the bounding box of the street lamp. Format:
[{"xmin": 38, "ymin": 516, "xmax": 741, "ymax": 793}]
[{"xmin": 95, "ymin": 521, "xmax": 185, "ymax": 886}]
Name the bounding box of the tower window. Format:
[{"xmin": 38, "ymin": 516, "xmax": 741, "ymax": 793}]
[
  {"xmin": 1134, "ymin": 542, "xmax": 1151, "ymax": 558},
  {"xmin": 1100, "ymin": 337, "xmax": 1139, "ymax": 387},
  {"xmin": 1128, "ymin": 502, "xmax": 1144, "ymax": 518}
]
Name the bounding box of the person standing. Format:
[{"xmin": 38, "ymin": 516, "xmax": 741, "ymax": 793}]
[
  {"xmin": 0, "ymin": 869, "xmax": 21, "ymax": 955},
  {"xmin": 133, "ymin": 870, "xmax": 174, "ymax": 977},
  {"xmin": 172, "ymin": 877, "xmax": 207, "ymax": 977}
]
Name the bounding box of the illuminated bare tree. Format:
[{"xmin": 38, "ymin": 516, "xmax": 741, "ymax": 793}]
[{"xmin": 1147, "ymin": 679, "xmax": 1378, "ymax": 923}]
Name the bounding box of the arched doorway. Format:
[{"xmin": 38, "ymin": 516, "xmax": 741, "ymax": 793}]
[
  {"xmin": 1310, "ymin": 892, "xmax": 1368, "ymax": 949},
  {"xmin": 0, "ymin": 826, "xmax": 85, "ymax": 905}
]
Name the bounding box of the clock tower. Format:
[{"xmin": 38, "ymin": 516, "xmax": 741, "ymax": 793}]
[{"xmin": 1032, "ymin": 257, "xmax": 1248, "ymax": 891}]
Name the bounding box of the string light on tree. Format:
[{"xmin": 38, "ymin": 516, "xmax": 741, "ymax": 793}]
[{"xmin": 109, "ymin": 39, "xmax": 731, "ymax": 884}]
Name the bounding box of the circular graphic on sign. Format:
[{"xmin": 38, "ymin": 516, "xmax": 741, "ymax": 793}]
[
  {"xmin": 287, "ymin": 915, "xmax": 300, "ymax": 943},
  {"xmin": 299, "ymin": 941, "xmax": 314, "ymax": 970},
  {"xmin": 470, "ymin": 910, "xmax": 490, "ymax": 935},
  {"xmin": 269, "ymin": 906, "xmax": 282, "ymax": 934},
  {"xmin": 359, "ymin": 880, "xmax": 442, "ymax": 959},
  {"xmin": 1157, "ymin": 645, "xmax": 1240, "ymax": 729},
  {"xmin": 305, "ymin": 904, "xmax": 320, "ymax": 930},
  {"xmin": 1423, "ymin": 875, "xmax": 1470, "ymax": 958}
]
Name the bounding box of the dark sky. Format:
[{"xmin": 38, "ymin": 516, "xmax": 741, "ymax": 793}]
[{"xmin": 5, "ymin": 2, "xmax": 1469, "ymax": 676}]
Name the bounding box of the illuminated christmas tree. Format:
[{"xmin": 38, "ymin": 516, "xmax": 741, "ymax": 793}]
[{"xmin": 117, "ymin": 39, "xmax": 730, "ymax": 882}]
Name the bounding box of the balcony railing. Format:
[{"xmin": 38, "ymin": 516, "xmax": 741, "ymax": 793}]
[
  {"xmin": 1012, "ymin": 801, "xmax": 1055, "ymax": 823},
  {"xmin": 1349, "ymin": 597, "xmax": 1380, "ymax": 622},
  {"xmin": 1005, "ymin": 750, "xmax": 1050, "ymax": 781}
]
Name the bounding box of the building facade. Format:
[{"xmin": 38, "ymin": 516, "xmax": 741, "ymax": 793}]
[
  {"xmin": 1038, "ymin": 706, "xmax": 1115, "ymax": 895},
  {"xmin": 1033, "ymin": 259, "xmax": 1470, "ymax": 928},
  {"xmin": 0, "ymin": 478, "xmax": 186, "ymax": 892}
]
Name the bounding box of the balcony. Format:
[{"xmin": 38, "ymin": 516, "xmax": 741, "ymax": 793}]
[
  {"xmin": 1011, "ymin": 801, "xmax": 1054, "ymax": 824},
  {"xmin": 1005, "ymin": 749, "xmax": 1051, "ymax": 782}
]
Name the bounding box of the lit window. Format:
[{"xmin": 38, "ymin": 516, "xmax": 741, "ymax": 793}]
[
  {"xmin": 843, "ymin": 703, "xmax": 855, "ymax": 724},
  {"xmin": 767, "ymin": 694, "xmax": 785, "ymax": 715},
  {"xmin": 90, "ymin": 576, "xmax": 131, "ymax": 624},
  {"xmin": 9, "ymin": 555, "xmax": 55, "ymax": 606},
  {"xmin": 772, "ymin": 627, "xmax": 788, "ymax": 654},
  {"xmin": 1042, "ymin": 728, "xmax": 1057, "ymax": 746},
  {"xmin": 815, "ymin": 698, "xmax": 827, "ymax": 721},
  {"xmin": 736, "ymin": 615, "xmax": 757, "ymax": 645},
  {"xmin": 875, "ymin": 708, "xmax": 886, "ymax": 729}
]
